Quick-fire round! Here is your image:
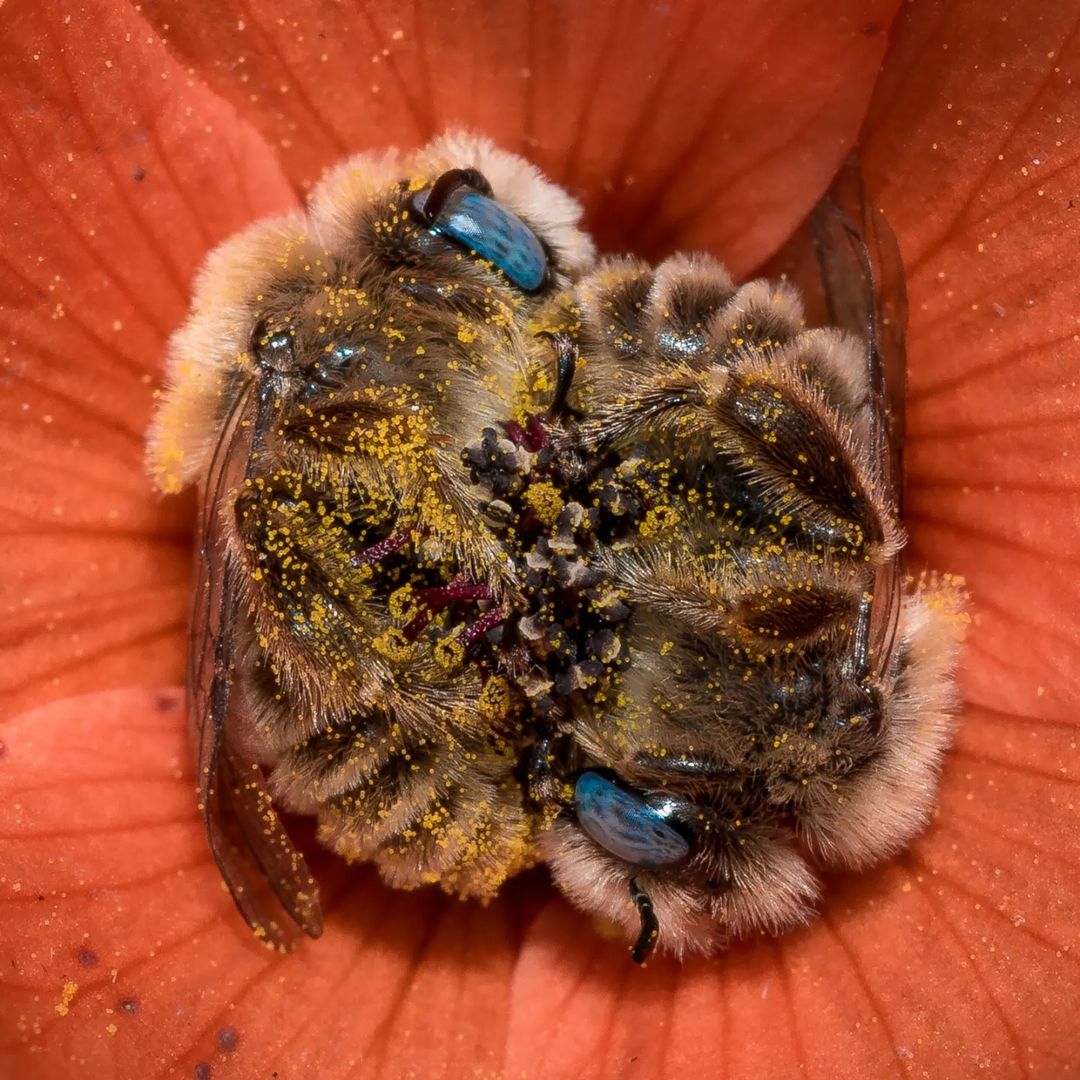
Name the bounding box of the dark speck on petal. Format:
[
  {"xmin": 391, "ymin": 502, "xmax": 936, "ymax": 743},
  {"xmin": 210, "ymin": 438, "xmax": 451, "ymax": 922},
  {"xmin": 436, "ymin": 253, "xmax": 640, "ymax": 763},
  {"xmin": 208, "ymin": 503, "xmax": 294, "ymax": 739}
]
[
  {"xmin": 217, "ymin": 1027, "xmax": 239, "ymax": 1052},
  {"xmin": 155, "ymin": 689, "xmax": 181, "ymax": 713}
]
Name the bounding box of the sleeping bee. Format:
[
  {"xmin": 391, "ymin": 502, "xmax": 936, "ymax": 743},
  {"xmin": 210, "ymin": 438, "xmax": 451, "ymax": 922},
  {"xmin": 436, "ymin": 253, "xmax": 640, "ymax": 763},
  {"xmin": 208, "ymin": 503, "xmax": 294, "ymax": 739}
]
[
  {"xmin": 524, "ymin": 188, "xmax": 967, "ymax": 960},
  {"xmin": 147, "ymin": 133, "xmax": 965, "ymax": 962},
  {"xmin": 146, "ymin": 132, "xmax": 597, "ymax": 946}
]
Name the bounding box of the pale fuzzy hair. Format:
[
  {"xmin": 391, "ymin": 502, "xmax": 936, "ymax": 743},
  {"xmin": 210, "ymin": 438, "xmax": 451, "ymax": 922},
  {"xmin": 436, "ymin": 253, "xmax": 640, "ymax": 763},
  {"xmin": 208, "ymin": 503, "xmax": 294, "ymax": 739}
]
[
  {"xmin": 541, "ymin": 819, "xmax": 821, "ymax": 960},
  {"xmin": 146, "ymin": 131, "xmax": 595, "ymax": 494},
  {"xmin": 307, "ymin": 130, "xmax": 597, "ymax": 277},
  {"xmin": 799, "ymin": 578, "xmax": 969, "ymax": 867},
  {"xmin": 539, "ymin": 580, "xmax": 968, "ymax": 958},
  {"xmin": 145, "ymin": 211, "xmax": 310, "ymax": 493},
  {"xmin": 417, "ymin": 131, "xmax": 596, "ymax": 276}
]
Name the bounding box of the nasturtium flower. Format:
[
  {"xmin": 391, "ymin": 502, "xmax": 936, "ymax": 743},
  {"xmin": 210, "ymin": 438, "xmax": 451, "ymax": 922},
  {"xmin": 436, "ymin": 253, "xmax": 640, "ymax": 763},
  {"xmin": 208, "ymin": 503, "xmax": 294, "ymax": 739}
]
[{"xmin": 1, "ymin": 1, "xmax": 1077, "ymax": 1076}]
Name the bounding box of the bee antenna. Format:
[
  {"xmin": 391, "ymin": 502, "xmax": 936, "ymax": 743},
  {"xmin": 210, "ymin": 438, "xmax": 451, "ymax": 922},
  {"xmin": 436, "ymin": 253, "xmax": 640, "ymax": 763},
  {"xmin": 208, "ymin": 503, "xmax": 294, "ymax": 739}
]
[
  {"xmin": 628, "ymin": 878, "xmax": 660, "ymax": 964},
  {"xmin": 414, "ymin": 167, "xmax": 492, "ymax": 225}
]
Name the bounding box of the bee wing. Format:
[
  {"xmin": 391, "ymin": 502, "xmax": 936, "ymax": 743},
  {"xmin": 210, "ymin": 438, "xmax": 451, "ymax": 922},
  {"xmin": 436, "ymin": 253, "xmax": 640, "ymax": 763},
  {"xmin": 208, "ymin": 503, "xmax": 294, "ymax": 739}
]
[
  {"xmin": 811, "ymin": 164, "xmax": 909, "ymax": 679},
  {"xmin": 189, "ymin": 381, "xmax": 324, "ymax": 947},
  {"xmin": 862, "ymin": 196, "xmax": 908, "ymax": 680}
]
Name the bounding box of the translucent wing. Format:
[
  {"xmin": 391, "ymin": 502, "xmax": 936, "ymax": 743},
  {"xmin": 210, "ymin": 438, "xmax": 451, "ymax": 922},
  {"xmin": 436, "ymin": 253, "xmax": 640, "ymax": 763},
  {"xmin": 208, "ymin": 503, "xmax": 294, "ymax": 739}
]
[
  {"xmin": 810, "ymin": 161, "xmax": 909, "ymax": 680},
  {"xmin": 188, "ymin": 381, "xmax": 324, "ymax": 948}
]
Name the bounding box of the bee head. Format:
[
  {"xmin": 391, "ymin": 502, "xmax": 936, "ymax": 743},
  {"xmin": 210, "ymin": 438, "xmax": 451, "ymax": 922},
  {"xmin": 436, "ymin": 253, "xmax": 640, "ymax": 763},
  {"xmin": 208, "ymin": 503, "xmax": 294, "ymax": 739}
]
[
  {"xmin": 565, "ymin": 768, "xmax": 700, "ymax": 963},
  {"xmin": 247, "ymin": 316, "xmax": 369, "ymax": 400}
]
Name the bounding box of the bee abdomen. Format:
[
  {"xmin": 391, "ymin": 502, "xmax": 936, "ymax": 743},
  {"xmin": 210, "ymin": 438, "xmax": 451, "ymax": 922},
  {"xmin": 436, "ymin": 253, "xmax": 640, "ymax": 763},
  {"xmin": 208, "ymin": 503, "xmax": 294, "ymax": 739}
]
[
  {"xmin": 374, "ymin": 772, "xmax": 536, "ymax": 898},
  {"xmin": 567, "ymin": 257, "xmax": 900, "ymax": 564},
  {"xmin": 278, "ymin": 714, "xmax": 535, "ymax": 900},
  {"xmin": 316, "ymin": 751, "xmax": 534, "ymax": 899}
]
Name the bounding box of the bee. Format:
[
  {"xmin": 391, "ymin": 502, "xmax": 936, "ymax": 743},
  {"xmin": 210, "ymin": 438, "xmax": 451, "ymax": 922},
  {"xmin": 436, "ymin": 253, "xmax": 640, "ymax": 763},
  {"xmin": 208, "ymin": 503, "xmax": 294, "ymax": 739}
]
[
  {"xmin": 522, "ymin": 182, "xmax": 967, "ymax": 961},
  {"xmin": 149, "ymin": 129, "xmax": 965, "ymax": 964},
  {"xmin": 146, "ymin": 132, "xmax": 598, "ymax": 947}
]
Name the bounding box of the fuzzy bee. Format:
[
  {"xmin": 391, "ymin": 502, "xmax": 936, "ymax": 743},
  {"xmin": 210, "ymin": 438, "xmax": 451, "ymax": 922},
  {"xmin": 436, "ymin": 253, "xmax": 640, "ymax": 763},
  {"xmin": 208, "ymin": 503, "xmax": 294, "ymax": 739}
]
[
  {"xmin": 523, "ymin": 186, "xmax": 967, "ymax": 960},
  {"xmin": 148, "ymin": 132, "xmax": 964, "ymax": 963},
  {"xmin": 146, "ymin": 133, "xmax": 598, "ymax": 947}
]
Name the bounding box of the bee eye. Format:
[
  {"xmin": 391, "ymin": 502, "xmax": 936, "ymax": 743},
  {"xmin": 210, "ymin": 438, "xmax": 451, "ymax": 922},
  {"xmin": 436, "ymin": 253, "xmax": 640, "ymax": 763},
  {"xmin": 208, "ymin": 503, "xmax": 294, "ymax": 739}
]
[
  {"xmin": 573, "ymin": 770, "xmax": 691, "ymax": 868},
  {"xmin": 411, "ymin": 168, "xmax": 549, "ymax": 293},
  {"xmin": 250, "ymin": 318, "xmax": 295, "ymax": 372}
]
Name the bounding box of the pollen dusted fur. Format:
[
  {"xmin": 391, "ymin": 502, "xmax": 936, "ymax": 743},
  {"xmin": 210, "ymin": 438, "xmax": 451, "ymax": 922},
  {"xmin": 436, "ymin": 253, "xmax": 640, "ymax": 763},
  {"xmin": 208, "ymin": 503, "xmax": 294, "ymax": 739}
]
[
  {"xmin": 148, "ymin": 132, "xmax": 598, "ymax": 941},
  {"xmin": 536, "ymin": 252, "xmax": 966, "ymax": 955},
  {"xmin": 148, "ymin": 132, "xmax": 966, "ymax": 960}
]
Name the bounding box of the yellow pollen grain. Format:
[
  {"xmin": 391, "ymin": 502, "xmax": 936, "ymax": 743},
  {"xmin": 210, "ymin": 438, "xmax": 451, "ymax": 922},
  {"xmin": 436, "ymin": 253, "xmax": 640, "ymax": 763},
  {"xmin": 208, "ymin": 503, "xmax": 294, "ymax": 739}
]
[
  {"xmin": 638, "ymin": 503, "xmax": 680, "ymax": 539},
  {"xmin": 523, "ymin": 481, "xmax": 564, "ymax": 527},
  {"xmin": 372, "ymin": 628, "xmax": 414, "ymax": 665},
  {"xmin": 55, "ymin": 981, "xmax": 78, "ymax": 1016},
  {"xmin": 433, "ymin": 635, "xmax": 465, "ymax": 671},
  {"xmin": 388, "ymin": 585, "xmax": 418, "ymax": 623},
  {"xmin": 478, "ymin": 677, "xmax": 512, "ymax": 720}
]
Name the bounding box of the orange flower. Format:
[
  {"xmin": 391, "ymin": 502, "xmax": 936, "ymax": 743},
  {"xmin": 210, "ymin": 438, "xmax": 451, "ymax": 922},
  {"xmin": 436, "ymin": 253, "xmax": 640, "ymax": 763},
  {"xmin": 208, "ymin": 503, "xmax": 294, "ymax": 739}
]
[{"xmin": 1, "ymin": 1, "xmax": 1077, "ymax": 1076}]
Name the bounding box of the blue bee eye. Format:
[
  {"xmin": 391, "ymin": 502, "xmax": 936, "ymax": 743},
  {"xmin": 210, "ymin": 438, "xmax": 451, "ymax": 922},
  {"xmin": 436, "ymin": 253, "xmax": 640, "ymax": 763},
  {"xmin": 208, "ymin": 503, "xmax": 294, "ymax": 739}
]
[
  {"xmin": 573, "ymin": 771, "xmax": 691, "ymax": 868},
  {"xmin": 413, "ymin": 185, "xmax": 549, "ymax": 293}
]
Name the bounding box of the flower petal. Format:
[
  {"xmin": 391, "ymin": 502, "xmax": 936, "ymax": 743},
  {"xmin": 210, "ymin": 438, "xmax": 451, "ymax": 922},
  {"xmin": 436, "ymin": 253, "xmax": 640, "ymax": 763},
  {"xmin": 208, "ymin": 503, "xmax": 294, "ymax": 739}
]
[
  {"xmin": 0, "ymin": 688, "xmax": 528, "ymax": 1078},
  {"xmin": 861, "ymin": 0, "xmax": 1080, "ymax": 857},
  {"xmin": 0, "ymin": 1, "xmax": 297, "ymax": 721},
  {"xmin": 139, "ymin": 0, "xmax": 900, "ymax": 275}
]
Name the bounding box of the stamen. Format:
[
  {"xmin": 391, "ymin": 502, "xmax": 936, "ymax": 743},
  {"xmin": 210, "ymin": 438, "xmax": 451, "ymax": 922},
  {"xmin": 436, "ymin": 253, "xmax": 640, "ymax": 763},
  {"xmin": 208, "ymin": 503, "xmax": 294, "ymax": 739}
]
[
  {"xmin": 501, "ymin": 415, "xmax": 550, "ymax": 453},
  {"xmin": 502, "ymin": 419, "xmax": 527, "ymax": 446},
  {"xmin": 458, "ymin": 606, "xmax": 506, "ymax": 651},
  {"xmin": 524, "ymin": 415, "xmax": 550, "ymax": 451},
  {"xmin": 403, "ymin": 579, "xmax": 495, "ymax": 641},
  {"xmin": 349, "ymin": 528, "xmax": 413, "ymax": 568}
]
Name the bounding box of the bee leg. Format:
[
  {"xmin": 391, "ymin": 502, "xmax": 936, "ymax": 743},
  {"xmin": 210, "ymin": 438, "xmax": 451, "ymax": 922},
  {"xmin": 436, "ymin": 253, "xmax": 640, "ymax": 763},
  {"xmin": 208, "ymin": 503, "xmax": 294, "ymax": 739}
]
[
  {"xmin": 544, "ymin": 331, "xmax": 584, "ymax": 421},
  {"xmin": 632, "ymin": 752, "xmax": 739, "ymax": 783},
  {"xmin": 522, "ymin": 730, "xmax": 572, "ymax": 807},
  {"xmin": 709, "ymin": 365, "xmax": 897, "ymax": 557},
  {"xmin": 849, "ymin": 591, "xmax": 874, "ymax": 681},
  {"xmin": 575, "ymin": 367, "xmax": 716, "ymax": 455},
  {"xmin": 628, "ymin": 878, "xmax": 660, "ymax": 964}
]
